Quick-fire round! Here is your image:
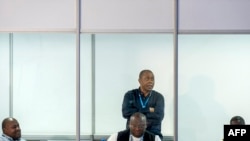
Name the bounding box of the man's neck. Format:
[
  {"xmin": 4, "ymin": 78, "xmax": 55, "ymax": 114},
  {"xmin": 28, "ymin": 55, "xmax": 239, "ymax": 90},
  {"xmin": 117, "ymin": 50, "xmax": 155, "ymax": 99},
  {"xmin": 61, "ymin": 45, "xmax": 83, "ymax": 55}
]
[{"xmin": 139, "ymin": 88, "xmax": 150, "ymax": 97}]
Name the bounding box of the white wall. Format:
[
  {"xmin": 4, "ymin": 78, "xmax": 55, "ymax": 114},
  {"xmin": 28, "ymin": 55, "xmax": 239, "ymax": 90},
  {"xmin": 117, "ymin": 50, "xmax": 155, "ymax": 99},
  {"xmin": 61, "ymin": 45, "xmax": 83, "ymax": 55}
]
[
  {"xmin": 178, "ymin": 35, "xmax": 250, "ymax": 141},
  {"xmin": 1, "ymin": 34, "xmax": 250, "ymax": 141},
  {"xmin": 94, "ymin": 34, "xmax": 174, "ymax": 135},
  {"xmin": 0, "ymin": 33, "xmax": 174, "ymax": 137},
  {"xmin": 0, "ymin": 34, "xmax": 10, "ymax": 121},
  {"xmin": 12, "ymin": 33, "xmax": 76, "ymax": 135}
]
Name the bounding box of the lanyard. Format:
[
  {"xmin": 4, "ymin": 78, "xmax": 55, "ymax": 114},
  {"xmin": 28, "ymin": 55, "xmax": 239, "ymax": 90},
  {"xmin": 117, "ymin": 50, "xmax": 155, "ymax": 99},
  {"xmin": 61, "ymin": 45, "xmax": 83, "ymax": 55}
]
[{"xmin": 139, "ymin": 91, "xmax": 151, "ymax": 108}]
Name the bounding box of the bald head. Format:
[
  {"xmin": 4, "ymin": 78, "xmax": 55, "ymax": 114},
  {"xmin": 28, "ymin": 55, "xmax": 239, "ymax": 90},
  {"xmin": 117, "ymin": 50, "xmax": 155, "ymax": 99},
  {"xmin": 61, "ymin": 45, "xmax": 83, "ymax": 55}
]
[
  {"xmin": 130, "ymin": 112, "xmax": 147, "ymax": 122},
  {"xmin": 2, "ymin": 117, "xmax": 21, "ymax": 140},
  {"xmin": 2, "ymin": 118, "xmax": 16, "ymax": 129},
  {"xmin": 129, "ymin": 112, "xmax": 147, "ymax": 138}
]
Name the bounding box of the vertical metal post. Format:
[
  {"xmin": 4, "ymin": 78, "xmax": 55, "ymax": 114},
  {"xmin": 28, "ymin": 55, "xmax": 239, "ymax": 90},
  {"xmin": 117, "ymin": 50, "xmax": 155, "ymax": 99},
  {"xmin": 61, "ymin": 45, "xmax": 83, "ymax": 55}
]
[
  {"xmin": 173, "ymin": 0, "xmax": 179, "ymax": 140},
  {"xmin": 9, "ymin": 33, "xmax": 13, "ymax": 117},
  {"xmin": 76, "ymin": 0, "xmax": 81, "ymax": 141},
  {"xmin": 91, "ymin": 34, "xmax": 96, "ymax": 141}
]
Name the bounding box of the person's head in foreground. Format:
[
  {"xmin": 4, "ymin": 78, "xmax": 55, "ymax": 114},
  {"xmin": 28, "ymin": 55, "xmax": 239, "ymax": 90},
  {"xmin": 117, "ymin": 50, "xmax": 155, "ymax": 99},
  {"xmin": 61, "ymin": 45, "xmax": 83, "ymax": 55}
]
[
  {"xmin": 129, "ymin": 112, "xmax": 147, "ymax": 138},
  {"xmin": 2, "ymin": 117, "xmax": 21, "ymax": 140},
  {"xmin": 230, "ymin": 116, "xmax": 245, "ymax": 125}
]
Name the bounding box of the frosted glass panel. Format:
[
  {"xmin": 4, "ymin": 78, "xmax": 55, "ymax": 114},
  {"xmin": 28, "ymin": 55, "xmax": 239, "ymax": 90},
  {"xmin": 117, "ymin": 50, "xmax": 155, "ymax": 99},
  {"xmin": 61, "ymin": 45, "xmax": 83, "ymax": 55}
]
[
  {"xmin": 179, "ymin": 0, "xmax": 250, "ymax": 30},
  {"xmin": 80, "ymin": 34, "xmax": 92, "ymax": 135},
  {"xmin": 0, "ymin": 34, "xmax": 10, "ymax": 120},
  {"xmin": 12, "ymin": 33, "xmax": 76, "ymax": 135},
  {"xmin": 95, "ymin": 34, "xmax": 174, "ymax": 136},
  {"xmin": 0, "ymin": 0, "xmax": 75, "ymax": 31},
  {"xmin": 81, "ymin": 0, "xmax": 173, "ymax": 32},
  {"xmin": 178, "ymin": 35, "xmax": 250, "ymax": 141}
]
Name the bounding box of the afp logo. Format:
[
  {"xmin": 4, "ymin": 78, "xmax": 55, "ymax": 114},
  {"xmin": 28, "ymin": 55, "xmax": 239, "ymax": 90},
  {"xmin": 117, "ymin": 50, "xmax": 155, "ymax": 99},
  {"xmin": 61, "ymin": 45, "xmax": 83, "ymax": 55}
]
[{"xmin": 224, "ymin": 125, "xmax": 250, "ymax": 141}]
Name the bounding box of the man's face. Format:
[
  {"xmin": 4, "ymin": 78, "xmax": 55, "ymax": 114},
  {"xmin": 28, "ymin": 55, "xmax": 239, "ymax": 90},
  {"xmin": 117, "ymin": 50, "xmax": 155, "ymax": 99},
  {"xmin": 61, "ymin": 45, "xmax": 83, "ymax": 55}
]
[
  {"xmin": 3, "ymin": 119, "xmax": 21, "ymax": 140},
  {"xmin": 231, "ymin": 120, "xmax": 243, "ymax": 125},
  {"xmin": 129, "ymin": 118, "xmax": 146, "ymax": 138},
  {"xmin": 139, "ymin": 72, "xmax": 154, "ymax": 93}
]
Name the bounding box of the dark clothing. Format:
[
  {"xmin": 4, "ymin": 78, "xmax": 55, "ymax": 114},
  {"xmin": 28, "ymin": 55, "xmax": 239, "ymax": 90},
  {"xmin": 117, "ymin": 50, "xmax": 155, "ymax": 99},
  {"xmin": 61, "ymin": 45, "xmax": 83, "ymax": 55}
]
[
  {"xmin": 117, "ymin": 129, "xmax": 155, "ymax": 141},
  {"xmin": 122, "ymin": 88, "xmax": 165, "ymax": 139}
]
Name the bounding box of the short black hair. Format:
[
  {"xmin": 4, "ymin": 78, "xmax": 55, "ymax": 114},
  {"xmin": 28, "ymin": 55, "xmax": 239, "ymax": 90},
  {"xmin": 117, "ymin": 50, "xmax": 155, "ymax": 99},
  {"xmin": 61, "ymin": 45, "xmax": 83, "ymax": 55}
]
[
  {"xmin": 230, "ymin": 116, "xmax": 245, "ymax": 125},
  {"xmin": 139, "ymin": 70, "xmax": 153, "ymax": 79}
]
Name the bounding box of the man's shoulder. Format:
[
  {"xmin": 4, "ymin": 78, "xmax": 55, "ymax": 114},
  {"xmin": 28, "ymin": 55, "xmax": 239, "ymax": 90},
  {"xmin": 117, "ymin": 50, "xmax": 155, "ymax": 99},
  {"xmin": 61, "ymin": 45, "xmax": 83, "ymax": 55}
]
[
  {"xmin": 0, "ymin": 134, "xmax": 10, "ymax": 141},
  {"xmin": 145, "ymin": 130, "xmax": 155, "ymax": 136},
  {"xmin": 125, "ymin": 89, "xmax": 139, "ymax": 95},
  {"xmin": 144, "ymin": 131, "xmax": 162, "ymax": 141},
  {"xmin": 107, "ymin": 132, "xmax": 118, "ymax": 141},
  {"xmin": 0, "ymin": 136, "xmax": 26, "ymax": 141},
  {"xmin": 0, "ymin": 136, "xmax": 7, "ymax": 141},
  {"xmin": 151, "ymin": 90, "xmax": 164, "ymax": 97},
  {"xmin": 118, "ymin": 129, "xmax": 130, "ymax": 134}
]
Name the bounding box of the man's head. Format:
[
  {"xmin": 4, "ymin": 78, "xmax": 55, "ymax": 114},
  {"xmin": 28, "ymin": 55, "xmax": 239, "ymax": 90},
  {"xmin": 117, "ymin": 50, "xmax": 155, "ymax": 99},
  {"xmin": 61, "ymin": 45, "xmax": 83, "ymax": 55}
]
[
  {"xmin": 129, "ymin": 112, "xmax": 147, "ymax": 138},
  {"xmin": 138, "ymin": 70, "xmax": 154, "ymax": 95},
  {"xmin": 2, "ymin": 117, "xmax": 21, "ymax": 140},
  {"xmin": 230, "ymin": 116, "xmax": 245, "ymax": 125}
]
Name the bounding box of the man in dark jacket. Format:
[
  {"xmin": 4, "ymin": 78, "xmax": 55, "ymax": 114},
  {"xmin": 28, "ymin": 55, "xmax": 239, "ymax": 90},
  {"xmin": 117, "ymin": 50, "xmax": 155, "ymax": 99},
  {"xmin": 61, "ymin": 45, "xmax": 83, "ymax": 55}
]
[
  {"xmin": 107, "ymin": 112, "xmax": 161, "ymax": 141},
  {"xmin": 122, "ymin": 70, "xmax": 165, "ymax": 139}
]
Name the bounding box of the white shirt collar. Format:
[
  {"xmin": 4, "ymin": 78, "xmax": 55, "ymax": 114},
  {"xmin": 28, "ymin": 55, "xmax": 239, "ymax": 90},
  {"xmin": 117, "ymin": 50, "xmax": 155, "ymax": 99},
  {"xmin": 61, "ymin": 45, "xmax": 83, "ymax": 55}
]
[{"xmin": 130, "ymin": 134, "xmax": 143, "ymax": 141}]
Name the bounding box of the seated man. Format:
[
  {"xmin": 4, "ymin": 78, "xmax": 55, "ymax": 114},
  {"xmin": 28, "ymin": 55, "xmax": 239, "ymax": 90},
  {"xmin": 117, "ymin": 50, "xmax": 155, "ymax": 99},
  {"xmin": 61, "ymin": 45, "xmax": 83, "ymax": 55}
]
[
  {"xmin": 107, "ymin": 112, "xmax": 161, "ymax": 141},
  {"xmin": 0, "ymin": 117, "xmax": 25, "ymax": 141}
]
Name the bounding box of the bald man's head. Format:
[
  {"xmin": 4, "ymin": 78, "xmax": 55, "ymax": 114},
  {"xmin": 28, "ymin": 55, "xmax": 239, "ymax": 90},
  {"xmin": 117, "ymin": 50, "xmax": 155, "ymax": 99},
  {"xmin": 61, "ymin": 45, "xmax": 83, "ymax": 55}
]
[
  {"xmin": 129, "ymin": 112, "xmax": 147, "ymax": 138},
  {"xmin": 2, "ymin": 117, "xmax": 21, "ymax": 140}
]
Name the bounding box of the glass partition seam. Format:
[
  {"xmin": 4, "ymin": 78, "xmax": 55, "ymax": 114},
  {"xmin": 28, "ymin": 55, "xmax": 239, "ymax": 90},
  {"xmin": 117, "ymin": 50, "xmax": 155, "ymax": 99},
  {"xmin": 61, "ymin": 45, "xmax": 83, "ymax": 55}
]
[
  {"xmin": 9, "ymin": 33, "xmax": 13, "ymax": 117},
  {"xmin": 80, "ymin": 29, "xmax": 174, "ymax": 33},
  {"xmin": 178, "ymin": 30, "xmax": 250, "ymax": 34},
  {"xmin": 0, "ymin": 29, "xmax": 77, "ymax": 33},
  {"xmin": 91, "ymin": 34, "xmax": 96, "ymax": 138},
  {"xmin": 76, "ymin": 0, "xmax": 81, "ymax": 140},
  {"xmin": 174, "ymin": 0, "xmax": 179, "ymax": 141}
]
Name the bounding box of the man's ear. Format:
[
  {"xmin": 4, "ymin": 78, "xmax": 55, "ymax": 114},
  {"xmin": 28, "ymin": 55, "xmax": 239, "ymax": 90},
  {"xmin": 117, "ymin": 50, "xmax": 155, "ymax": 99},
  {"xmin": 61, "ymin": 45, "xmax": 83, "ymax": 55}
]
[
  {"xmin": 3, "ymin": 127, "xmax": 7, "ymax": 133},
  {"xmin": 138, "ymin": 78, "xmax": 142, "ymax": 84}
]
